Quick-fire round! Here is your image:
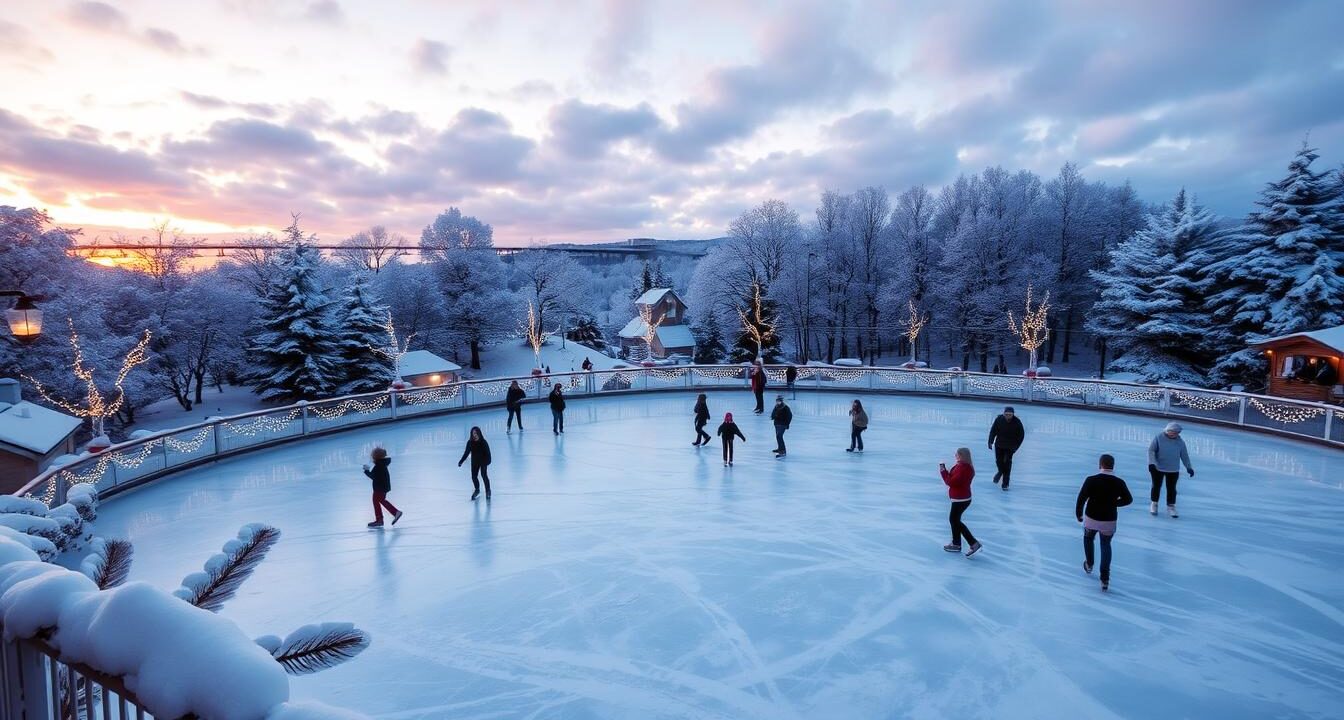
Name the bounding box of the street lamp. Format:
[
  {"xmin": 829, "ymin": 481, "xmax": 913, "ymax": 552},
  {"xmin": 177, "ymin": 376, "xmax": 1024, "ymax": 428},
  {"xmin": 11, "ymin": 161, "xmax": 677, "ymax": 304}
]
[
  {"xmin": 2, "ymin": 291, "xmax": 42, "ymax": 343},
  {"xmin": 804, "ymin": 252, "xmax": 817, "ymax": 364}
]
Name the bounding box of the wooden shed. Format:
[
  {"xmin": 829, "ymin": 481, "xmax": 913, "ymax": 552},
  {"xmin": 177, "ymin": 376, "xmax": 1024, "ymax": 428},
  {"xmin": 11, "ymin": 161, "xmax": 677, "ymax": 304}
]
[{"xmin": 1250, "ymin": 326, "xmax": 1343, "ymax": 403}]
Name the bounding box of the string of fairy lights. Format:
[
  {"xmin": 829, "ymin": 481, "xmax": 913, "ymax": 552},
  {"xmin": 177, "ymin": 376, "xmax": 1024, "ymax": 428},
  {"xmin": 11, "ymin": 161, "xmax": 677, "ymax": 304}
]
[
  {"xmin": 1106, "ymin": 386, "xmax": 1164, "ymax": 403},
  {"xmin": 1248, "ymin": 398, "xmax": 1326, "ymax": 424},
  {"xmin": 401, "ymin": 385, "xmax": 461, "ymax": 406},
  {"xmin": 309, "ymin": 395, "xmax": 387, "ymax": 421},
  {"xmin": 966, "ymin": 376, "xmax": 1027, "ymax": 392},
  {"xmin": 1040, "ymin": 382, "xmax": 1091, "ymax": 399},
  {"xmin": 1172, "ymin": 391, "xmax": 1240, "ymax": 411}
]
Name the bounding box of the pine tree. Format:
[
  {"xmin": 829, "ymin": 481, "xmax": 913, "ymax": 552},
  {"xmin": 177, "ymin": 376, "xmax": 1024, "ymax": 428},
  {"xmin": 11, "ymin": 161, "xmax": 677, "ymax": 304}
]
[
  {"xmin": 1206, "ymin": 143, "xmax": 1344, "ymax": 388},
  {"xmin": 631, "ymin": 261, "xmax": 655, "ymax": 300},
  {"xmin": 246, "ymin": 242, "xmax": 342, "ymax": 402},
  {"xmin": 1087, "ymin": 190, "xmax": 1218, "ymax": 385},
  {"xmin": 565, "ymin": 315, "xmax": 606, "ymax": 348},
  {"xmin": 729, "ymin": 280, "xmax": 782, "ymax": 362},
  {"xmin": 692, "ymin": 311, "xmax": 727, "ymax": 364},
  {"xmin": 331, "ymin": 275, "xmax": 393, "ymax": 394}
]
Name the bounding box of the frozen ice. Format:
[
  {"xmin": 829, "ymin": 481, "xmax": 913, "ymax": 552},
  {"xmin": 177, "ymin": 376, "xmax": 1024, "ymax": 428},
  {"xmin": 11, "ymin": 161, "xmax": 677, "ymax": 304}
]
[{"xmin": 91, "ymin": 391, "xmax": 1344, "ymax": 719}]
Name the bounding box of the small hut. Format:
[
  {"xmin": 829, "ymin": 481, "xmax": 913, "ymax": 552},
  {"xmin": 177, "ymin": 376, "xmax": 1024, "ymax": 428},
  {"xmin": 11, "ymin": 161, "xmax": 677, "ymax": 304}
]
[
  {"xmin": 398, "ymin": 350, "xmax": 461, "ymax": 387},
  {"xmin": 1250, "ymin": 326, "xmax": 1343, "ymax": 403}
]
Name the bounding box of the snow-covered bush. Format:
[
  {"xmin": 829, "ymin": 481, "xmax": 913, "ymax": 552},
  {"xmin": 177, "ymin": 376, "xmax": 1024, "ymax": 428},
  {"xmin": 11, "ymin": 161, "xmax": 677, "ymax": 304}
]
[
  {"xmin": 0, "ymin": 524, "xmax": 58, "ymax": 561},
  {"xmin": 0, "ymin": 496, "xmax": 49, "ymax": 516},
  {"xmin": 0, "ymin": 512, "xmax": 64, "ymax": 550}
]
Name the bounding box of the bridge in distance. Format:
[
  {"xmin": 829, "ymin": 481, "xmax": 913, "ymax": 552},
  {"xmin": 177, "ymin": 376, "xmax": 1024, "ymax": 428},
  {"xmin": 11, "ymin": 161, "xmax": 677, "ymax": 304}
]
[{"xmin": 69, "ymin": 239, "xmax": 713, "ymax": 263}]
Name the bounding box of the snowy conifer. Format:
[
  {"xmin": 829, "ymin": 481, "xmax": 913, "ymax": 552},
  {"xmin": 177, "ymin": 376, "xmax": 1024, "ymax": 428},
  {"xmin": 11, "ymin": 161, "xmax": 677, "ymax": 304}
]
[
  {"xmin": 1206, "ymin": 143, "xmax": 1344, "ymax": 388},
  {"xmin": 692, "ymin": 311, "xmax": 728, "ymax": 364},
  {"xmin": 1087, "ymin": 190, "xmax": 1218, "ymax": 385},
  {"xmin": 331, "ymin": 275, "xmax": 393, "ymax": 394},
  {"xmin": 246, "ymin": 242, "xmax": 342, "ymax": 402}
]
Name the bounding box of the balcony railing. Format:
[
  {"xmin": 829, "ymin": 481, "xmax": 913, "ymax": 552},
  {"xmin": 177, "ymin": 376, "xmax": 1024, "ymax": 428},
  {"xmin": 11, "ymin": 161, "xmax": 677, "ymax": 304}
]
[
  {"xmin": 0, "ymin": 631, "xmax": 160, "ymax": 720},
  {"xmin": 13, "ymin": 365, "xmax": 1343, "ymax": 508}
]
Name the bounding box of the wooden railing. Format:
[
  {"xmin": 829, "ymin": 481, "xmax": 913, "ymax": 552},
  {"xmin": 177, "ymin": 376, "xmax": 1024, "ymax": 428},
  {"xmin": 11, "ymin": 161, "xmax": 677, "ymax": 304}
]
[{"xmin": 0, "ymin": 631, "xmax": 162, "ymax": 720}]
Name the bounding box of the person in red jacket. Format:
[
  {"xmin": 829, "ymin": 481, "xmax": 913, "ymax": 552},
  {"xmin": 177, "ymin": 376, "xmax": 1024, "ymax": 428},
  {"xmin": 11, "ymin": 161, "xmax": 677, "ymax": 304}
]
[
  {"xmin": 940, "ymin": 447, "xmax": 982, "ymax": 556},
  {"xmin": 749, "ymin": 359, "xmax": 766, "ymax": 413}
]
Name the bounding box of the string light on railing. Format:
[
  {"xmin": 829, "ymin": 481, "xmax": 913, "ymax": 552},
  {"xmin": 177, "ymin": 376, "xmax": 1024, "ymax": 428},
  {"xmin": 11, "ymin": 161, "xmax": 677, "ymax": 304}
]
[
  {"xmin": 967, "ymin": 376, "xmax": 1026, "ymax": 392},
  {"xmin": 916, "ymin": 373, "xmax": 953, "ymax": 387},
  {"xmin": 649, "ymin": 367, "xmax": 689, "ymax": 381},
  {"xmin": 164, "ymin": 427, "xmax": 211, "ymax": 452},
  {"xmin": 310, "ymin": 395, "xmax": 387, "ymax": 421},
  {"xmin": 876, "ymin": 370, "xmax": 916, "ymax": 386},
  {"xmin": 1107, "ymin": 386, "xmax": 1164, "ymax": 403},
  {"xmin": 224, "ymin": 410, "xmax": 300, "ymax": 437},
  {"xmin": 1248, "ymin": 398, "xmax": 1326, "ymax": 424},
  {"xmin": 824, "ymin": 369, "xmax": 865, "ymax": 383},
  {"xmin": 1040, "ymin": 381, "xmax": 1090, "ymax": 398},
  {"xmin": 109, "ymin": 440, "xmax": 161, "ymax": 469},
  {"xmin": 693, "ymin": 366, "xmax": 744, "ymax": 380},
  {"xmin": 1172, "ymin": 391, "xmax": 1239, "ymax": 411},
  {"xmin": 470, "ymin": 381, "xmax": 512, "ymax": 396},
  {"xmin": 402, "ymin": 385, "xmax": 461, "ymax": 405}
]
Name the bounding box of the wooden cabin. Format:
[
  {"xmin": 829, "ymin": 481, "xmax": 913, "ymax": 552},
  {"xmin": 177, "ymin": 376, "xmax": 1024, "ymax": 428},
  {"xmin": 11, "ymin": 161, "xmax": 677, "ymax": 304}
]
[
  {"xmin": 0, "ymin": 378, "xmax": 82, "ymax": 494},
  {"xmin": 618, "ymin": 288, "xmax": 695, "ymax": 360},
  {"xmin": 1251, "ymin": 326, "xmax": 1343, "ymax": 403}
]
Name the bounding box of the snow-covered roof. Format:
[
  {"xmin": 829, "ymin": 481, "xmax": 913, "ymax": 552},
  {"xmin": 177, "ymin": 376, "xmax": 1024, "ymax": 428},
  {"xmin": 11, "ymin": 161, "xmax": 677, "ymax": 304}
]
[
  {"xmin": 0, "ymin": 401, "xmax": 82, "ymax": 455},
  {"xmin": 1253, "ymin": 325, "xmax": 1344, "ymax": 354},
  {"xmin": 399, "ymin": 350, "xmax": 462, "ymax": 377},
  {"xmin": 656, "ymin": 324, "xmax": 695, "ymax": 349},
  {"xmin": 618, "ymin": 317, "xmax": 647, "ymax": 339},
  {"xmin": 635, "ymin": 288, "xmax": 675, "ymax": 306}
]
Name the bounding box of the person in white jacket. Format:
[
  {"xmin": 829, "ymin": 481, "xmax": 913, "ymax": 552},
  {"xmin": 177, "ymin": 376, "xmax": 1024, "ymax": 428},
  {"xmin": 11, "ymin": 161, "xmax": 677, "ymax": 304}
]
[{"xmin": 1148, "ymin": 422, "xmax": 1194, "ymax": 518}]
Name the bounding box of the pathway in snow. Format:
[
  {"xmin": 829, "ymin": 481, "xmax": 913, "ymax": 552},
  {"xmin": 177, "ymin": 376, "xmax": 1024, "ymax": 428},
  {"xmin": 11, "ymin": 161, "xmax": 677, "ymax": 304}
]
[{"xmin": 94, "ymin": 391, "xmax": 1344, "ymax": 719}]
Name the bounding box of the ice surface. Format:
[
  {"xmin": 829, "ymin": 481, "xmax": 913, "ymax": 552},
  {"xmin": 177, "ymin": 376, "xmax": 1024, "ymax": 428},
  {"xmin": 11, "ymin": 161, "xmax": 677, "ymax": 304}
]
[{"xmin": 91, "ymin": 391, "xmax": 1344, "ymax": 719}]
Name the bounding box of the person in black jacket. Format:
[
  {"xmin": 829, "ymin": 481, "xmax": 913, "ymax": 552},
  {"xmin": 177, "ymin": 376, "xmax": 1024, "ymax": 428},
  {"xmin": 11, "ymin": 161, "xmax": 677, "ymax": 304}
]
[
  {"xmin": 987, "ymin": 406, "xmax": 1025, "ymax": 489},
  {"xmin": 1075, "ymin": 453, "xmax": 1133, "ymax": 591},
  {"xmin": 549, "ymin": 383, "xmax": 566, "ymax": 434},
  {"xmin": 505, "ymin": 380, "xmax": 526, "ymax": 433},
  {"xmin": 458, "ymin": 426, "xmax": 493, "ymax": 500},
  {"xmin": 771, "ymin": 395, "xmax": 793, "ymax": 458},
  {"xmin": 361, "ymin": 446, "xmax": 402, "ymax": 528},
  {"xmin": 717, "ymin": 412, "xmax": 746, "ymax": 466},
  {"xmin": 785, "ymin": 365, "xmax": 798, "ymax": 398},
  {"xmin": 692, "ymin": 393, "xmax": 712, "ymax": 446}
]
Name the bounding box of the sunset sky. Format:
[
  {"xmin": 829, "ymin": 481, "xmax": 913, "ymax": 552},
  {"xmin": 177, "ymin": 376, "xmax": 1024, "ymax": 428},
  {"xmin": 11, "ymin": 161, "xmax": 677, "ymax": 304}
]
[{"xmin": 2, "ymin": 0, "xmax": 1342, "ymax": 244}]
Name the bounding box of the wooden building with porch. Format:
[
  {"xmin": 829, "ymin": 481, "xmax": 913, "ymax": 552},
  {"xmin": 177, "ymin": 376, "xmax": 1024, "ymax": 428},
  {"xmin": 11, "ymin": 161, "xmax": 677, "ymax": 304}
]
[{"xmin": 1251, "ymin": 325, "xmax": 1343, "ymax": 403}]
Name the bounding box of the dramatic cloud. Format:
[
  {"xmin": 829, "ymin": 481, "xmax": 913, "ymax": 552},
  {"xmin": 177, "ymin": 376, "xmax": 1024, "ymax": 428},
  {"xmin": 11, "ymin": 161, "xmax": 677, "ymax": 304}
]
[
  {"xmin": 410, "ymin": 38, "xmax": 451, "ymax": 76},
  {"xmin": 548, "ymin": 100, "xmax": 661, "ymax": 158}
]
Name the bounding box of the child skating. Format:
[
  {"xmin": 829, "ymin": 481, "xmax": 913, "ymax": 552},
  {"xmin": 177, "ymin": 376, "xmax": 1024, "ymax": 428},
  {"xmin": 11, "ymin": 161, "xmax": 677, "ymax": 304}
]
[
  {"xmin": 717, "ymin": 412, "xmax": 746, "ymax": 466},
  {"xmin": 362, "ymin": 446, "xmax": 402, "ymax": 528},
  {"xmin": 458, "ymin": 426, "xmax": 493, "ymax": 501}
]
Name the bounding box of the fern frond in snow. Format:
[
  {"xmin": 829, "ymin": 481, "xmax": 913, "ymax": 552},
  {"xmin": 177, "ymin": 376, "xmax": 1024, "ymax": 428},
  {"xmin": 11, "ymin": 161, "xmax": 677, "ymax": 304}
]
[
  {"xmin": 262, "ymin": 622, "xmax": 371, "ymax": 675},
  {"xmin": 173, "ymin": 524, "xmax": 280, "ymax": 612},
  {"xmin": 81, "ymin": 538, "xmax": 134, "ymax": 589}
]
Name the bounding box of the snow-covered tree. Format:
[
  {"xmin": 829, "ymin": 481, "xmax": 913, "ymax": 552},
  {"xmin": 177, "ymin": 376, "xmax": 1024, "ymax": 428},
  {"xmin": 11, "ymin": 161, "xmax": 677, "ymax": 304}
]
[
  {"xmin": 1206, "ymin": 143, "xmax": 1344, "ymax": 388},
  {"xmin": 511, "ymin": 249, "xmax": 590, "ymax": 339},
  {"xmin": 246, "ymin": 242, "xmax": 341, "ymax": 402},
  {"xmin": 692, "ymin": 311, "xmax": 727, "ymax": 364},
  {"xmin": 730, "ymin": 279, "xmax": 781, "ymax": 362},
  {"xmin": 335, "ymin": 226, "xmax": 407, "ymax": 274},
  {"xmin": 331, "ymin": 275, "xmax": 393, "ymax": 394},
  {"xmin": 1087, "ymin": 190, "xmax": 1218, "ymax": 385},
  {"xmin": 421, "ymin": 207, "xmax": 494, "ymax": 251}
]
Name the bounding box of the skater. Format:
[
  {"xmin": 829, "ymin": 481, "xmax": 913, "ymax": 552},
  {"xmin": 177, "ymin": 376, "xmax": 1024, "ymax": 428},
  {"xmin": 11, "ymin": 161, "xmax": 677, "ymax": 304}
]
[
  {"xmin": 847, "ymin": 399, "xmax": 868, "ymax": 452},
  {"xmin": 692, "ymin": 393, "xmax": 712, "ymax": 446},
  {"xmin": 771, "ymin": 395, "xmax": 792, "ymax": 457},
  {"xmin": 362, "ymin": 447, "xmax": 403, "ymax": 528},
  {"xmin": 1147, "ymin": 422, "xmax": 1193, "ymax": 517},
  {"xmin": 581, "ymin": 357, "xmax": 593, "ymax": 371},
  {"xmin": 785, "ymin": 364, "xmax": 798, "ymax": 397},
  {"xmin": 987, "ymin": 406, "xmax": 1025, "ymax": 489},
  {"xmin": 458, "ymin": 426, "xmax": 493, "ymax": 500},
  {"xmin": 940, "ymin": 447, "xmax": 982, "ymax": 556},
  {"xmin": 549, "ymin": 383, "xmax": 566, "ymax": 434},
  {"xmin": 750, "ymin": 359, "xmax": 766, "ymax": 413},
  {"xmin": 717, "ymin": 412, "xmax": 746, "ymax": 466},
  {"xmin": 505, "ymin": 380, "xmax": 526, "ymax": 433},
  {"xmin": 1076, "ymin": 453, "xmax": 1133, "ymax": 592}
]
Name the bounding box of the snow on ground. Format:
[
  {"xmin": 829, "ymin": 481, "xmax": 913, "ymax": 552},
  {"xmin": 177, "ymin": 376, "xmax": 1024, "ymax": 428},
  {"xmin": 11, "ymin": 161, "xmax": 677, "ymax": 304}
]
[
  {"xmin": 468, "ymin": 338, "xmax": 625, "ymax": 379},
  {"xmin": 92, "ymin": 391, "xmax": 1344, "ymax": 719},
  {"xmin": 133, "ymin": 384, "xmax": 281, "ymax": 433}
]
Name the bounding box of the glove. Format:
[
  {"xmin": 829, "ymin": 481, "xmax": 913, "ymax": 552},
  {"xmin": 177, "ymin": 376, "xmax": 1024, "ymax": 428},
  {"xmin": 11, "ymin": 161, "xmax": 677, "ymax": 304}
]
[
  {"xmin": 1076, "ymin": 516, "xmax": 1083, "ymax": 523},
  {"xmin": 1187, "ymin": 468, "xmax": 1195, "ymax": 477},
  {"xmin": 987, "ymin": 442, "xmax": 993, "ymax": 450},
  {"xmin": 1148, "ymin": 464, "xmax": 1157, "ymax": 474},
  {"xmin": 362, "ymin": 464, "xmax": 369, "ymax": 472},
  {"xmin": 458, "ymin": 460, "xmax": 464, "ymax": 467}
]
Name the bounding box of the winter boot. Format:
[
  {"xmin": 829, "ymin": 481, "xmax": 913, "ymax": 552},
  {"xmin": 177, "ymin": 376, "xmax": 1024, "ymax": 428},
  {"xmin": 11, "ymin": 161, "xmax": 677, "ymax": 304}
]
[
  {"xmin": 1168, "ymin": 505, "xmax": 1178, "ymax": 519},
  {"xmin": 1149, "ymin": 501, "xmax": 1158, "ymax": 515}
]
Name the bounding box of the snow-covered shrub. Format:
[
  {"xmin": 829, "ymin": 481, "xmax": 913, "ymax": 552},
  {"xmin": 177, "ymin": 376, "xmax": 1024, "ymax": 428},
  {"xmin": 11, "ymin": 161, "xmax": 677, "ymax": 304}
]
[
  {"xmin": 46, "ymin": 504, "xmax": 92, "ymax": 552},
  {"xmin": 0, "ymin": 524, "xmax": 58, "ymax": 561},
  {"xmin": 66, "ymin": 482, "xmax": 100, "ymax": 523},
  {"xmin": 0, "ymin": 512, "xmax": 65, "ymax": 551},
  {"xmin": 0, "ymin": 496, "xmax": 49, "ymax": 516}
]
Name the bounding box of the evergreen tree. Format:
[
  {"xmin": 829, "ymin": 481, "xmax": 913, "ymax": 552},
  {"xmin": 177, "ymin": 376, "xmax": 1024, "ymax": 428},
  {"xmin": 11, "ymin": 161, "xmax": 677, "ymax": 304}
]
[
  {"xmin": 729, "ymin": 280, "xmax": 782, "ymax": 362},
  {"xmin": 692, "ymin": 311, "xmax": 727, "ymax": 364},
  {"xmin": 246, "ymin": 242, "xmax": 342, "ymax": 402},
  {"xmin": 1206, "ymin": 143, "xmax": 1344, "ymax": 388},
  {"xmin": 631, "ymin": 261, "xmax": 655, "ymax": 300},
  {"xmin": 565, "ymin": 314, "xmax": 606, "ymax": 348},
  {"xmin": 331, "ymin": 275, "xmax": 393, "ymax": 394},
  {"xmin": 1086, "ymin": 190, "xmax": 1217, "ymax": 385}
]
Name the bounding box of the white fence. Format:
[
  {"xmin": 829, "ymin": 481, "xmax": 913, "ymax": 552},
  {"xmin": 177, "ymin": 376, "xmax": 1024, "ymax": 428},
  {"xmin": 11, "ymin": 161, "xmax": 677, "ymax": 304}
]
[{"xmin": 14, "ymin": 365, "xmax": 1344, "ymax": 507}]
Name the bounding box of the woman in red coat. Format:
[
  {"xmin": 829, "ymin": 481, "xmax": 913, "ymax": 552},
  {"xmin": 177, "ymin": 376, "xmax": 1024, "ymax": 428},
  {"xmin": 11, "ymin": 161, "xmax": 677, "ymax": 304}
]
[
  {"xmin": 941, "ymin": 447, "xmax": 983, "ymax": 556},
  {"xmin": 749, "ymin": 359, "xmax": 766, "ymax": 414}
]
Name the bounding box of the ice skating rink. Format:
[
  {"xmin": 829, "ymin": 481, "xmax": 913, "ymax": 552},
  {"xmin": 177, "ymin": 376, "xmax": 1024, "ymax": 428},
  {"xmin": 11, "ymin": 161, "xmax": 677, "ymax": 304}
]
[{"xmin": 93, "ymin": 391, "xmax": 1344, "ymax": 719}]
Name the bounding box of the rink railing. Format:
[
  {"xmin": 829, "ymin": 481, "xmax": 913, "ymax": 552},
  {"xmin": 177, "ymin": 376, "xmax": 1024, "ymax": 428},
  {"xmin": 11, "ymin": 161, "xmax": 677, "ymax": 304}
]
[
  {"xmin": 0, "ymin": 633, "xmax": 155, "ymax": 720},
  {"xmin": 14, "ymin": 364, "xmax": 1344, "ymax": 506}
]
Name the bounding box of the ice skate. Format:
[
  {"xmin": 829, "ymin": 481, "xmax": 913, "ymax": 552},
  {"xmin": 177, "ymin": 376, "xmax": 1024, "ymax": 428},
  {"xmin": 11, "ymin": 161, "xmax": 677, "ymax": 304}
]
[
  {"xmin": 943, "ymin": 544, "xmax": 961, "ymax": 553},
  {"xmin": 1101, "ymin": 581, "xmax": 1109, "ymax": 592},
  {"xmin": 1168, "ymin": 505, "xmax": 1178, "ymax": 518},
  {"xmin": 993, "ymin": 473, "xmax": 1001, "ymax": 484},
  {"xmin": 1083, "ymin": 561, "xmax": 1093, "ymax": 574},
  {"xmin": 846, "ymin": 447, "xmax": 854, "ymax": 452},
  {"xmin": 966, "ymin": 542, "xmax": 983, "ymax": 557},
  {"xmin": 1149, "ymin": 501, "xmax": 1158, "ymax": 515},
  {"xmin": 470, "ymin": 490, "xmax": 480, "ymax": 500},
  {"xmin": 391, "ymin": 510, "xmax": 404, "ymax": 525},
  {"xmin": 367, "ymin": 520, "xmax": 383, "ymax": 528}
]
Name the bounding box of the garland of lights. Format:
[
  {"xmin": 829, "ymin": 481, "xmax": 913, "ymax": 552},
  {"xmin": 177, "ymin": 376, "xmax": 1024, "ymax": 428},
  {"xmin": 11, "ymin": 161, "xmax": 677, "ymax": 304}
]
[
  {"xmin": 224, "ymin": 410, "xmax": 300, "ymax": 437},
  {"xmin": 1248, "ymin": 398, "xmax": 1326, "ymax": 424},
  {"xmin": 1172, "ymin": 391, "xmax": 1240, "ymax": 411},
  {"xmin": 24, "ymin": 320, "xmax": 152, "ymax": 438},
  {"xmin": 966, "ymin": 376, "xmax": 1026, "ymax": 392},
  {"xmin": 824, "ymin": 369, "xmax": 865, "ymax": 383},
  {"xmin": 164, "ymin": 427, "xmax": 212, "ymax": 452},
  {"xmin": 876, "ymin": 370, "xmax": 916, "ymax": 386},
  {"xmin": 401, "ymin": 385, "xmax": 461, "ymax": 406},
  {"xmin": 649, "ymin": 367, "xmax": 690, "ymax": 381},
  {"xmin": 1040, "ymin": 381, "xmax": 1090, "ymax": 398},
  {"xmin": 108, "ymin": 440, "xmax": 161, "ymax": 469},
  {"xmin": 1106, "ymin": 386, "xmax": 1164, "ymax": 403},
  {"xmin": 469, "ymin": 381, "xmax": 514, "ymax": 396},
  {"xmin": 310, "ymin": 395, "xmax": 388, "ymax": 421},
  {"xmin": 693, "ymin": 366, "xmax": 745, "ymax": 380},
  {"xmin": 916, "ymin": 373, "xmax": 953, "ymax": 388}
]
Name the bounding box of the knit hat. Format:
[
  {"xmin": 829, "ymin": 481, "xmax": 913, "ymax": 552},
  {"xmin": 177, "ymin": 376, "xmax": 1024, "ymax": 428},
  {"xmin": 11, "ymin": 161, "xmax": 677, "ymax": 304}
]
[
  {"xmin": 725, "ymin": 412, "xmax": 733, "ymax": 422},
  {"xmin": 776, "ymin": 394, "xmax": 785, "ymax": 401},
  {"xmin": 1003, "ymin": 406, "xmax": 1016, "ymax": 413},
  {"xmin": 1165, "ymin": 422, "xmax": 1182, "ymax": 434}
]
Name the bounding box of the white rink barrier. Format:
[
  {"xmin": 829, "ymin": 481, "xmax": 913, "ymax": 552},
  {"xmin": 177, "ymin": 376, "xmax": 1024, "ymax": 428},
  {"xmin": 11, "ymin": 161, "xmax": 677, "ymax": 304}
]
[{"xmin": 14, "ymin": 365, "xmax": 1344, "ymax": 507}]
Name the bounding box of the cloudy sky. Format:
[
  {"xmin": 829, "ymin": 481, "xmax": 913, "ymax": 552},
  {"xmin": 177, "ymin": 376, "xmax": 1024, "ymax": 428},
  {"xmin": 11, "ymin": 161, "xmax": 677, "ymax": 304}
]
[{"xmin": 2, "ymin": 0, "xmax": 1342, "ymax": 244}]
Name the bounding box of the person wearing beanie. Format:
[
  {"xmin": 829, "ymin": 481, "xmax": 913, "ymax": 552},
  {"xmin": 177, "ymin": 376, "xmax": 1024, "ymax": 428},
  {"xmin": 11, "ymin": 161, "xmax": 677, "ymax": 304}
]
[
  {"xmin": 770, "ymin": 395, "xmax": 793, "ymax": 458},
  {"xmin": 1148, "ymin": 422, "xmax": 1194, "ymax": 517},
  {"xmin": 987, "ymin": 406, "xmax": 1026, "ymax": 490},
  {"xmin": 692, "ymin": 393, "xmax": 712, "ymax": 446},
  {"xmin": 716, "ymin": 412, "xmax": 746, "ymax": 466},
  {"xmin": 1076, "ymin": 453, "xmax": 1133, "ymax": 591}
]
